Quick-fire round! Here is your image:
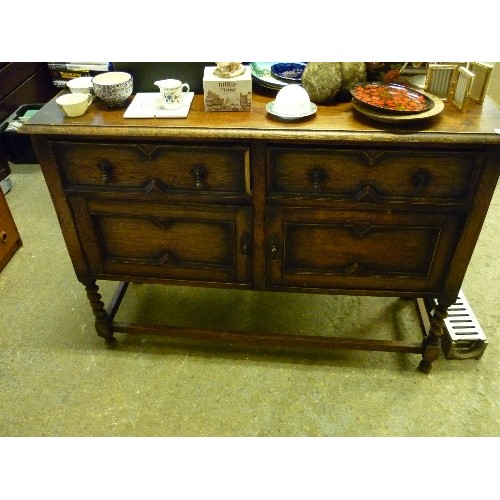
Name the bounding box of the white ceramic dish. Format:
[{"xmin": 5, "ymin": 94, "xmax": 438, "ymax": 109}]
[
  {"xmin": 250, "ymin": 62, "xmax": 289, "ymax": 90},
  {"xmin": 266, "ymin": 101, "xmax": 317, "ymax": 120},
  {"xmin": 123, "ymin": 92, "xmax": 194, "ymax": 118}
]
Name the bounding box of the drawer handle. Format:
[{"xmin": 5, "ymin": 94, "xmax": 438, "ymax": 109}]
[
  {"xmin": 1, "ymin": 231, "xmax": 7, "ymax": 243},
  {"xmin": 191, "ymin": 165, "xmax": 208, "ymax": 190},
  {"xmin": 308, "ymin": 167, "xmax": 326, "ymax": 191},
  {"xmin": 99, "ymin": 160, "xmax": 114, "ymax": 185},
  {"xmin": 413, "ymin": 169, "xmax": 431, "ymax": 194},
  {"xmin": 269, "ymin": 234, "xmax": 280, "ymax": 261},
  {"xmin": 240, "ymin": 232, "xmax": 251, "ymax": 257}
]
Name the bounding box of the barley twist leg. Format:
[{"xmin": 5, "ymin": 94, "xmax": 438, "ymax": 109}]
[
  {"xmin": 419, "ymin": 300, "xmax": 449, "ymax": 373},
  {"xmin": 85, "ymin": 281, "xmax": 116, "ymax": 348}
]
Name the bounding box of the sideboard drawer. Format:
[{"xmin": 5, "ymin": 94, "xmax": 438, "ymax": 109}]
[
  {"xmin": 268, "ymin": 146, "xmax": 481, "ymax": 204},
  {"xmin": 52, "ymin": 141, "xmax": 250, "ymax": 197}
]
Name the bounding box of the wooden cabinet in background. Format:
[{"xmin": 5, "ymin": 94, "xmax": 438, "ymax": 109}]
[
  {"xmin": 0, "ymin": 188, "xmax": 22, "ymax": 272},
  {"xmin": 0, "ymin": 63, "xmax": 56, "ymax": 122},
  {"xmin": 0, "ymin": 62, "xmax": 57, "ymax": 175}
]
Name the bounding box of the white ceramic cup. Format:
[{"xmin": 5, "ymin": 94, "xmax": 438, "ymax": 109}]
[
  {"xmin": 56, "ymin": 93, "xmax": 93, "ymax": 117},
  {"xmin": 67, "ymin": 76, "xmax": 93, "ymax": 93},
  {"xmin": 155, "ymin": 79, "xmax": 190, "ymax": 110},
  {"xmin": 67, "ymin": 76, "xmax": 94, "ymax": 100},
  {"xmin": 273, "ymin": 85, "xmax": 311, "ymax": 116}
]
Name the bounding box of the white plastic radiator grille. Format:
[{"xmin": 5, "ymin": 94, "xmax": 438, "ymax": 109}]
[{"xmin": 439, "ymin": 290, "xmax": 488, "ymax": 360}]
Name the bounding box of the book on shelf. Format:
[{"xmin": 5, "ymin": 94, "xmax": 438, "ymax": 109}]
[
  {"xmin": 53, "ymin": 79, "xmax": 77, "ymax": 88},
  {"xmin": 49, "ymin": 63, "xmax": 113, "ymax": 88},
  {"xmin": 47, "ymin": 62, "xmax": 113, "ymax": 72},
  {"xmin": 50, "ymin": 69, "xmax": 91, "ymax": 81}
]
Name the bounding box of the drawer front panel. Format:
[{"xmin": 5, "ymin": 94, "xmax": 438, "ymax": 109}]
[
  {"xmin": 71, "ymin": 198, "xmax": 253, "ymax": 285},
  {"xmin": 268, "ymin": 147, "xmax": 480, "ymax": 203},
  {"xmin": 52, "ymin": 141, "xmax": 250, "ymax": 196},
  {"xmin": 266, "ymin": 207, "xmax": 463, "ymax": 293}
]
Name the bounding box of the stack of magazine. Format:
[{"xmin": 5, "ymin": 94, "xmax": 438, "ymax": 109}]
[{"xmin": 47, "ymin": 62, "xmax": 113, "ymax": 88}]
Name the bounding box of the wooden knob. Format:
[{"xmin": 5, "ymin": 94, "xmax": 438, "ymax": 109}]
[
  {"xmin": 1, "ymin": 231, "xmax": 7, "ymax": 243},
  {"xmin": 99, "ymin": 160, "xmax": 113, "ymax": 184},
  {"xmin": 413, "ymin": 169, "xmax": 431, "ymax": 194},
  {"xmin": 191, "ymin": 165, "xmax": 208, "ymax": 190},
  {"xmin": 308, "ymin": 167, "xmax": 326, "ymax": 191}
]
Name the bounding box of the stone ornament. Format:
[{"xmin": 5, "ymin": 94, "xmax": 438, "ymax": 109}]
[
  {"xmin": 301, "ymin": 62, "xmax": 367, "ymax": 104},
  {"xmin": 213, "ymin": 62, "xmax": 245, "ymax": 79}
]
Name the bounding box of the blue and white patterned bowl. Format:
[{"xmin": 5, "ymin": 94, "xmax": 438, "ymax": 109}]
[{"xmin": 92, "ymin": 71, "xmax": 133, "ymax": 107}]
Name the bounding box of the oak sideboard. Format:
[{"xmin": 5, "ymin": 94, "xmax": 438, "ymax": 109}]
[{"xmin": 21, "ymin": 91, "xmax": 500, "ymax": 372}]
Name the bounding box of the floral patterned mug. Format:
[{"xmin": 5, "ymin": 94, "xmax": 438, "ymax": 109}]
[{"xmin": 155, "ymin": 79, "xmax": 190, "ymax": 110}]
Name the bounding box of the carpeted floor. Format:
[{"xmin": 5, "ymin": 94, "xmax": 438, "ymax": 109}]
[{"xmin": 1, "ymin": 163, "xmax": 499, "ymax": 437}]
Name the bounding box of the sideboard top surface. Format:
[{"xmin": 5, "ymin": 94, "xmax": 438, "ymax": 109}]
[{"xmin": 21, "ymin": 92, "xmax": 500, "ymax": 145}]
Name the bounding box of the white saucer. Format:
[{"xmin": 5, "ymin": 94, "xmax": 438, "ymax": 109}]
[{"xmin": 266, "ymin": 101, "xmax": 317, "ymax": 120}]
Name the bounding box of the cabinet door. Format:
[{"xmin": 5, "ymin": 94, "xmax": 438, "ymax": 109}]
[
  {"xmin": 70, "ymin": 197, "xmax": 253, "ymax": 286},
  {"xmin": 266, "ymin": 206, "xmax": 463, "ymax": 294}
]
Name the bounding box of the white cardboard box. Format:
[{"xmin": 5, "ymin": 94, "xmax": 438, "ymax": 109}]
[{"xmin": 203, "ymin": 66, "xmax": 252, "ymax": 112}]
